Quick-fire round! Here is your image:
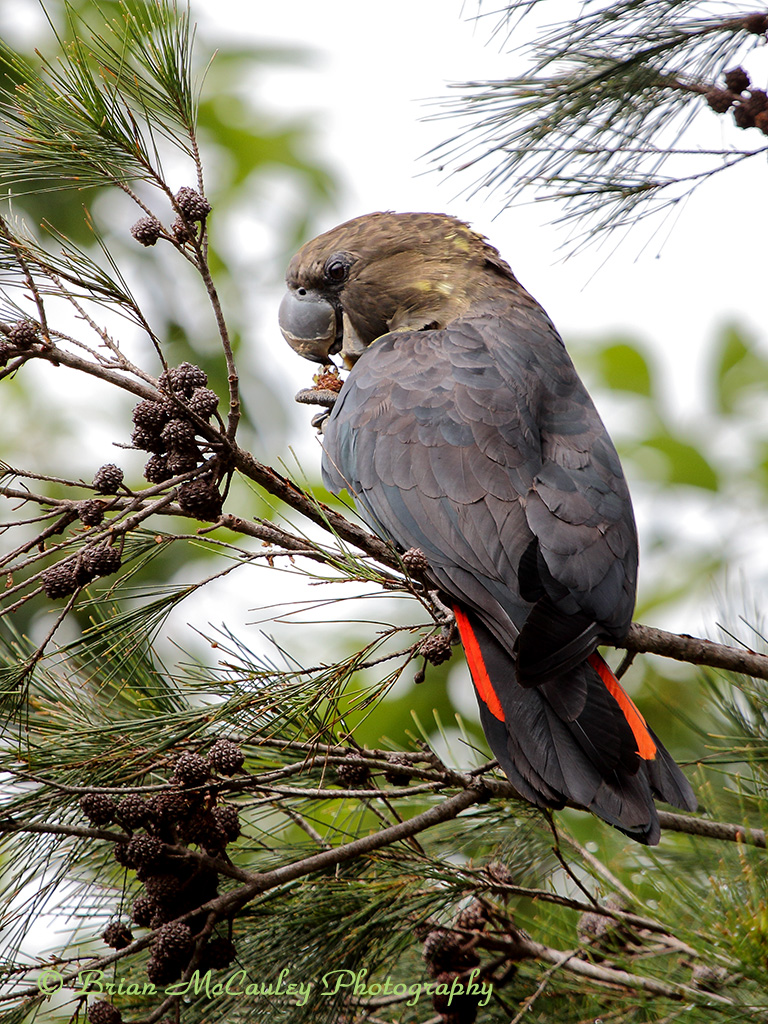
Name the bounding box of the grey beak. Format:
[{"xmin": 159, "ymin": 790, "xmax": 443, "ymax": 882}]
[{"xmin": 279, "ymin": 289, "xmax": 339, "ymax": 364}]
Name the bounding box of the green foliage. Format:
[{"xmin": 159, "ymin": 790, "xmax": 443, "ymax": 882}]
[
  {"xmin": 572, "ymin": 323, "xmax": 768, "ymax": 618},
  {"xmin": 3, "ymin": 609, "xmax": 768, "ymax": 1022},
  {"xmin": 638, "ymin": 433, "xmax": 719, "ymax": 490},
  {"xmin": 3, "ymin": 1, "xmax": 194, "ymax": 180},
  {"xmin": 714, "ymin": 323, "xmax": 768, "ymax": 415},
  {"xmin": 595, "ymin": 341, "xmax": 654, "ymax": 397},
  {"xmin": 0, "ymin": 0, "xmax": 337, "ymax": 640}
]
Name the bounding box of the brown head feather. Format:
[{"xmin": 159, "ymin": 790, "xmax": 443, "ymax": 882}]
[{"xmin": 286, "ymin": 211, "xmax": 520, "ymax": 348}]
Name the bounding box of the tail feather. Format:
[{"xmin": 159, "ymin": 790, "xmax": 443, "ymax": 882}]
[
  {"xmin": 646, "ymin": 728, "xmax": 697, "ymax": 812},
  {"xmin": 455, "ymin": 606, "xmax": 696, "ymax": 845}
]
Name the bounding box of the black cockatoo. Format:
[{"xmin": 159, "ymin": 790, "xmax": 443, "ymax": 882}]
[{"xmin": 279, "ymin": 211, "xmax": 696, "ymax": 844}]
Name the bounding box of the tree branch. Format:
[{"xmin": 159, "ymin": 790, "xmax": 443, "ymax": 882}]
[
  {"xmin": 620, "ymin": 622, "xmax": 768, "ymax": 680},
  {"xmin": 657, "ymin": 811, "xmax": 766, "ymax": 848},
  {"xmin": 479, "ymin": 932, "xmax": 734, "ymax": 1006},
  {"xmin": 203, "ymin": 786, "xmax": 484, "ymax": 917}
]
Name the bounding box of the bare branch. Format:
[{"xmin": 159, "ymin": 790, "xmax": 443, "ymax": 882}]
[
  {"xmin": 620, "ymin": 622, "xmax": 768, "ymax": 681},
  {"xmin": 657, "ymin": 811, "xmax": 766, "ymax": 848},
  {"xmin": 479, "ymin": 932, "xmax": 734, "ymax": 1005}
]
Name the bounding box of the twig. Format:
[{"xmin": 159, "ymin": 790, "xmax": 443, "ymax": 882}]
[
  {"xmin": 192, "ymin": 239, "xmax": 240, "ymax": 440},
  {"xmin": 15, "ymin": 585, "xmax": 83, "ymax": 686},
  {"xmin": 509, "ymin": 949, "xmax": 580, "ymax": 1024},
  {"xmin": 619, "ymin": 622, "xmax": 768, "ymax": 680},
  {"xmin": 477, "ymin": 933, "xmax": 734, "ymax": 1006},
  {"xmin": 0, "ymin": 817, "xmax": 129, "ymax": 843},
  {"xmin": 560, "ymin": 833, "xmax": 637, "ymax": 904},
  {"xmin": 657, "ymin": 811, "xmax": 766, "ymax": 848},
  {"xmin": 212, "ymin": 786, "xmax": 484, "ymax": 913},
  {"xmin": 280, "ymin": 806, "xmax": 332, "ymax": 849},
  {"xmin": 229, "ymin": 447, "xmax": 401, "ymax": 569},
  {"xmin": 251, "ymin": 782, "xmax": 444, "ymax": 799},
  {"xmin": 18, "ymin": 342, "xmax": 161, "ymax": 401},
  {"xmin": 0, "ymin": 214, "xmax": 49, "ymax": 339}
]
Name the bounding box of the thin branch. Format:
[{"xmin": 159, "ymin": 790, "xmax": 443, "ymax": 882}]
[
  {"xmin": 479, "ymin": 932, "xmax": 735, "ymax": 1006},
  {"xmin": 657, "ymin": 811, "xmax": 766, "ymax": 848},
  {"xmin": 207, "ymin": 787, "xmax": 484, "ymax": 913},
  {"xmin": 14, "ymin": 343, "xmax": 161, "ymax": 401},
  {"xmin": 280, "ymin": 806, "xmax": 332, "ymax": 849},
  {"xmin": 253, "ymin": 782, "xmax": 445, "ymax": 799},
  {"xmin": 0, "ymin": 817, "xmax": 128, "ymax": 843},
  {"xmin": 191, "ymin": 239, "xmax": 240, "ymax": 440},
  {"xmin": 509, "ymin": 949, "xmax": 580, "ymax": 1024},
  {"xmin": 0, "ymin": 215, "xmax": 50, "ymax": 338},
  {"xmin": 229, "ymin": 446, "xmax": 401, "ymax": 569},
  {"xmin": 620, "ymin": 622, "xmax": 768, "ymax": 680}
]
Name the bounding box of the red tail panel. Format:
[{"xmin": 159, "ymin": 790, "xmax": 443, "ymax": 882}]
[
  {"xmin": 587, "ymin": 652, "xmax": 657, "ymax": 761},
  {"xmin": 454, "ymin": 606, "xmax": 504, "ymax": 722}
]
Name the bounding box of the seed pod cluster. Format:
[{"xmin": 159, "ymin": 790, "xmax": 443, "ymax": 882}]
[
  {"xmin": 87, "ymin": 1001, "xmax": 123, "ymax": 1024},
  {"xmin": 0, "ymin": 319, "xmax": 42, "ymax": 366},
  {"xmin": 175, "ymin": 186, "xmax": 212, "ymax": 223},
  {"xmin": 8, "ymin": 320, "xmax": 40, "ymax": 349},
  {"xmin": 419, "ymin": 634, "xmax": 453, "ymax": 666},
  {"xmin": 705, "ymin": 67, "xmax": 768, "ymax": 136},
  {"xmin": 129, "ymin": 363, "xmax": 223, "ymax": 518},
  {"xmin": 383, "ymin": 754, "xmax": 412, "ymax": 787},
  {"xmin": 93, "ymin": 464, "xmax": 124, "ymax": 494},
  {"xmin": 116, "ymin": 793, "xmax": 153, "ymax": 830},
  {"xmin": 82, "ymin": 543, "xmax": 122, "ymax": 577},
  {"xmin": 402, "ymin": 546, "xmax": 431, "ymax": 575},
  {"xmin": 485, "ymin": 860, "xmax": 515, "ymax": 888},
  {"xmin": 42, "ymin": 541, "xmax": 122, "ymax": 599},
  {"xmin": 208, "ymin": 739, "xmax": 245, "ymax": 776},
  {"xmin": 130, "ymin": 217, "xmax": 163, "ymax": 247},
  {"xmin": 130, "ymin": 186, "xmax": 210, "ymax": 250},
  {"xmin": 95, "ymin": 741, "xmax": 246, "ymax": 984},
  {"xmin": 171, "ymin": 217, "xmax": 193, "ymax": 243},
  {"xmin": 176, "ymin": 475, "xmax": 223, "ymax": 520},
  {"xmin": 80, "ymin": 792, "xmax": 118, "ymax": 826},
  {"xmin": 102, "ymin": 921, "xmax": 133, "ymax": 950},
  {"xmin": 334, "ymin": 753, "xmax": 371, "ymax": 788},
  {"xmin": 576, "ymin": 893, "xmax": 632, "ymax": 957},
  {"xmin": 421, "ymin": 925, "xmax": 482, "ymax": 1024},
  {"xmin": 172, "ymin": 751, "xmax": 212, "ymax": 787},
  {"xmin": 455, "ymin": 900, "xmax": 489, "ymax": 935},
  {"xmin": 422, "ymin": 926, "xmax": 480, "ymax": 977},
  {"xmin": 147, "ymin": 920, "xmax": 194, "ymax": 984},
  {"xmin": 77, "ymin": 499, "xmax": 106, "ymax": 527}
]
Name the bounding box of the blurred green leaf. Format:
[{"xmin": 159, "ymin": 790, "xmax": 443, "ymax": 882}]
[
  {"xmin": 714, "ymin": 323, "xmax": 768, "ymax": 415},
  {"xmin": 595, "ymin": 340, "xmax": 653, "ymax": 396},
  {"xmin": 640, "ymin": 434, "xmax": 720, "ymax": 490}
]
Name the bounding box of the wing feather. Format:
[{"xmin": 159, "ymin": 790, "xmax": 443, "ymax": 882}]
[{"xmin": 323, "ymin": 312, "xmax": 637, "ymax": 667}]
